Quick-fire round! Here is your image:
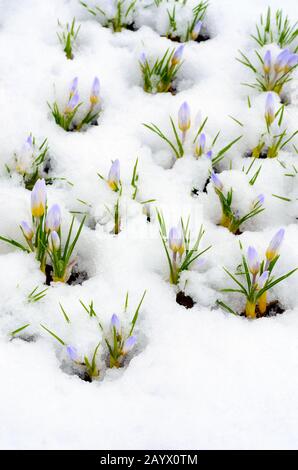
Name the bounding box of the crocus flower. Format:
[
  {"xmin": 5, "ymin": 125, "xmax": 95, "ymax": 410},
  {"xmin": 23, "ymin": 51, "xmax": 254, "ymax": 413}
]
[
  {"xmin": 211, "ymin": 172, "xmax": 223, "ymax": 191},
  {"xmin": 20, "ymin": 221, "xmax": 34, "ymax": 240},
  {"xmin": 139, "ymin": 52, "xmax": 147, "ymax": 66},
  {"xmin": 90, "ymin": 76, "xmax": 100, "ymax": 105},
  {"xmin": 65, "ymin": 91, "xmax": 79, "ymax": 113},
  {"xmin": 50, "ymin": 231, "xmax": 60, "ymax": 251},
  {"xmin": 46, "ymin": 204, "xmax": 61, "ymax": 232},
  {"xmin": 247, "ymin": 246, "xmax": 260, "ymax": 275},
  {"xmin": 108, "ymin": 159, "xmax": 120, "ymax": 191},
  {"xmin": 265, "ymin": 92, "xmax": 275, "ymax": 126},
  {"xmin": 23, "ymin": 135, "xmax": 33, "ymax": 153},
  {"xmin": 169, "ymin": 226, "xmax": 184, "ymax": 256},
  {"xmin": 191, "ymin": 20, "xmax": 202, "ymax": 40},
  {"xmin": 195, "ymin": 133, "xmax": 206, "ymax": 157},
  {"xmin": 263, "ymin": 50, "xmax": 271, "ymax": 74},
  {"xmin": 285, "ymin": 53, "xmax": 298, "ymax": 71},
  {"xmin": 266, "ymin": 228, "xmax": 285, "ymax": 261},
  {"xmin": 69, "ymin": 77, "xmax": 78, "ymax": 97},
  {"xmin": 111, "ymin": 313, "xmax": 121, "ymax": 333},
  {"xmin": 31, "ymin": 179, "xmax": 46, "ymax": 217},
  {"xmin": 172, "ymin": 45, "xmax": 184, "ymax": 65},
  {"xmin": 206, "ymin": 150, "xmax": 213, "ymax": 160},
  {"xmin": 256, "ymin": 270, "xmax": 269, "ymax": 289},
  {"xmin": 255, "ymin": 194, "xmax": 265, "ymax": 206},
  {"xmin": 123, "ymin": 335, "xmax": 137, "ymax": 354},
  {"xmin": 178, "ymin": 102, "xmax": 191, "ymax": 132},
  {"xmin": 274, "ymin": 49, "xmax": 290, "ymax": 73},
  {"xmin": 66, "ymin": 345, "xmax": 79, "ymax": 361}
]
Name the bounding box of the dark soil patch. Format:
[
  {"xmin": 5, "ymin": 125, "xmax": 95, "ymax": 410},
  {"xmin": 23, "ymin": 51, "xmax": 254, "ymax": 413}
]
[
  {"xmin": 45, "ymin": 264, "xmax": 88, "ymax": 286},
  {"xmin": 176, "ymin": 291, "xmax": 195, "ymax": 309},
  {"xmin": 241, "ymin": 300, "xmax": 285, "ymax": 318}
]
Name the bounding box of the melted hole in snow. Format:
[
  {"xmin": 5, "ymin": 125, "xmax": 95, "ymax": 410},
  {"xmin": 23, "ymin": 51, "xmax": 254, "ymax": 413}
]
[
  {"xmin": 241, "ymin": 300, "xmax": 285, "ymax": 318},
  {"xmin": 44, "ymin": 264, "xmax": 89, "ymax": 287},
  {"xmin": 176, "ymin": 291, "xmax": 195, "ymax": 309}
]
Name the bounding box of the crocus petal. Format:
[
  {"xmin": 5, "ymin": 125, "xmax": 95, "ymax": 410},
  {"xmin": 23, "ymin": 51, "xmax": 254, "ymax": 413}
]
[
  {"xmin": 20, "ymin": 221, "xmax": 34, "ymax": 240},
  {"xmin": 50, "ymin": 231, "xmax": 60, "ymax": 251},
  {"xmin": 172, "ymin": 45, "xmax": 184, "ymax": 65},
  {"xmin": 266, "ymin": 228, "xmax": 285, "ymax": 261},
  {"xmin": 108, "ymin": 159, "xmax": 120, "ymax": 190},
  {"xmin": 111, "ymin": 313, "xmax": 121, "ymax": 332},
  {"xmin": 257, "ymin": 270, "xmax": 269, "ymax": 289},
  {"xmin": 66, "ymin": 345, "xmax": 79, "ymax": 361},
  {"xmin": 178, "ymin": 101, "xmax": 191, "ymax": 132},
  {"xmin": 123, "ymin": 335, "xmax": 137, "ymax": 354},
  {"xmin": 31, "ymin": 179, "xmax": 46, "ymax": 217},
  {"xmin": 169, "ymin": 226, "xmax": 184, "ymax": 254},
  {"xmin": 46, "ymin": 204, "xmax": 61, "ymax": 232},
  {"xmin": 192, "ymin": 20, "xmax": 202, "ymax": 40},
  {"xmin": 247, "ymin": 246, "xmax": 260, "ymax": 275},
  {"xmin": 211, "ymin": 172, "xmax": 223, "ymax": 191}
]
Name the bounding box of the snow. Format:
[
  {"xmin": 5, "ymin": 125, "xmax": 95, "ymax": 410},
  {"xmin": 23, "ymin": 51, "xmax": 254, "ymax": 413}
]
[{"xmin": 0, "ymin": 0, "xmax": 298, "ymax": 450}]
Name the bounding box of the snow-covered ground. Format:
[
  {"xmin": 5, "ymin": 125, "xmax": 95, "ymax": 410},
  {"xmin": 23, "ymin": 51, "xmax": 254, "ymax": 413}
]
[{"xmin": 0, "ymin": 0, "xmax": 298, "ymax": 450}]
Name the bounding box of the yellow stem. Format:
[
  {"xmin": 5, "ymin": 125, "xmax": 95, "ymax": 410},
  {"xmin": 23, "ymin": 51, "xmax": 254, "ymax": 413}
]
[
  {"xmin": 258, "ymin": 292, "xmax": 267, "ymax": 316},
  {"xmin": 245, "ymin": 301, "xmax": 256, "ymax": 319}
]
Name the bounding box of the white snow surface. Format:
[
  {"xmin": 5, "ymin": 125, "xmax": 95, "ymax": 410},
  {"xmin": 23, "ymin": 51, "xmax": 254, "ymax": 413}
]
[{"xmin": 0, "ymin": 0, "xmax": 298, "ymax": 450}]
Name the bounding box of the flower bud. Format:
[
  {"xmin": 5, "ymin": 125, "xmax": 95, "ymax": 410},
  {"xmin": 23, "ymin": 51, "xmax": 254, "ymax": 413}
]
[{"xmin": 31, "ymin": 179, "xmax": 46, "ymax": 217}]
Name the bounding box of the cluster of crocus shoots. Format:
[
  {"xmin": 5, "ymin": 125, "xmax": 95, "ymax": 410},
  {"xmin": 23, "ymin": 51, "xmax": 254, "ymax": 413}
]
[
  {"xmin": 49, "ymin": 76, "xmax": 101, "ymax": 131},
  {"xmin": 144, "ymin": 101, "xmax": 241, "ymax": 164},
  {"xmin": 0, "ymin": 179, "xmax": 85, "ymax": 283},
  {"xmin": 251, "ymin": 7, "xmax": 298, "ymax": 52},
  {"xmin": 41, "ymin": 291, "xmax": 146, "ymax": 381},
  {"xmin": 219, "ymin": 230, "xmax": 297, "ymax": 318},
  {"xmin": 6, "ymin": 134, "xmax": 49, "ymax": 190},
  {"xmin": 57, "ymin": 17, "xmax": 81, "ymax": 60},
  {"xmin": 139, "ymin": 45, "xmax": 184, "ymax": 93},
  {"xmin": 97, "ymin": 158, "xmax": 155, "ymax": 234},
  {"xmin": 164, "ymin": 0, "xmax": 208, "ymax": 42},
  {"xmin": 238, "ymin": 47, "xmax": 298, "ymax": 96},
  {"xmin": 251, "ymin": 93, "xmax": 298, "ymax": 158},
  {"xmin": 210, "ymin": 172, "xmax": 265, "ymax": 234},
  {"xmin": 106, "ymin": 296, "xmax": 144, "ymax": 369},
  {"xmin": 80, "ymin": 0, "xmax": 137, "ymax": 33},
  {"xmin": 157, "ymin": 210, "xmax": 211, "ymax": 285}
]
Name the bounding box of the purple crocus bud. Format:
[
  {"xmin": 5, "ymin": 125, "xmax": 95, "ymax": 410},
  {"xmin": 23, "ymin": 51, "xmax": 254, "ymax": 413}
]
[
  {"xmin": 178, "ymin": 102, "xmax": 191, "ymax": 132},
  {"xmin": 31, "ymin": 179, "xmax": 46, "ymax": 218},
  {"xmin": 139, "ymin": 52, "xmax": 147, "ymax": 65},
  {"xmin": 20, "ymin": 221, "xmax": 34, "ymax": 240},
  {"xmin": 211, "ymin": 172, "xmax": 223, "ymax": 191},
  {"xmin": 111, "ymin": 313, "xmax": 121, "ymax": 333},
  {"xmin": 191, "ymin": 20, "xmax": 202, "ymax": 40},
  {"xmin": 169, "ymin": 226, "xmax": 184, "ymax": 255},
  {"xmin": 172, "ymin": 45, "xmax": 184, "ymax": 65},
  {"xmin": 206, "ymin": 150, "xmax": 213, "ymax": 160},
  {"xmin": 69, "ymin": 77, "xmax": 78, "ymax": 97},
  {"xmin": 23, "ymin": 134, "xmax": 33, "ymax": 153},
  {"xmin": 123, "ymin": 335, "xmax": 137, "ymax": 354},
  {"xmin": 90, "ymin": 76, "xmax": 100, "ymax": 105},
  {"xmin": 286, "ymin": 53, "xmax": 298, "ymax": 71},
  {"xmin": 65, "ymin": 90, "xmax": 79, "ymax": 113},
  {"xmin": 108, "ymin": 159, "xmax": 120, "ymax": 191},
  {"xmin": 274, "ymin": 49, "xmax": 290, "ymax": 73},
  {"xmin": 50, "ymin": 231, "xmax": 60, "ymax": 251},
  {"xmin": 256, "ymin": 270, "xmax": 269, "ymax": 289},
  {"xmin": 247, "ymin": 246, "xmax": 260, "ymax": 275},
  {"xmin": 255, "ymin": 194, "xmax": 265, "ymax": 206},
  {"xmin": 265, "ymin": 92, "xmax": 275, "ymax": 126},
  {"xmin": 266, "ymin": 228, "xmax": 285, "ymax": 261},
  {"xmin": 66, "ymin": 345, "xmax": 79, "ymax": 361},
  {"xmin": 195, "ymin": 133, "xmax": 206, "ymax": 157},
  {"xmin": 45, "ymin": 204, "xmax": 61, "ymax": 232},
  {"xmin": 263, "ymin": 50, "xmax": 272, "ymax": 74}
]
